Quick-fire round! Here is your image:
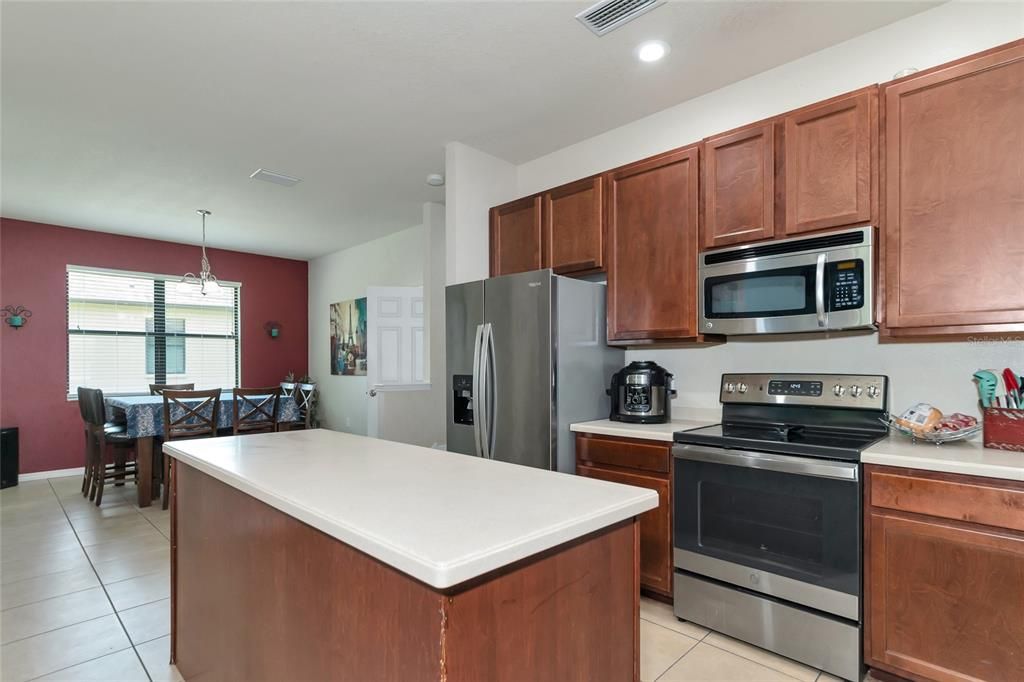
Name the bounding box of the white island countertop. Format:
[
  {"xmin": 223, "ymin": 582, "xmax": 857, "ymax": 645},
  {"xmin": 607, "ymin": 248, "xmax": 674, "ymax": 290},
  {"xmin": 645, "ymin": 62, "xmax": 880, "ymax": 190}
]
[
  {"xmin": 862, "ymin": 434, "xmax": 1024, "ymax": 481},
  {"xmin": 165, "ymin": 429, "xmax": 658, "ymax": 589},
  {"xmin": 570, "ymin": 418, "xmax": 717, "ymax": 442}
]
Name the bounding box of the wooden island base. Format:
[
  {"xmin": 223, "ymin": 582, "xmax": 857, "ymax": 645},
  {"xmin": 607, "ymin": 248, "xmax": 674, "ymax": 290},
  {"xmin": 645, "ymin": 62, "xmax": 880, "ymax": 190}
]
[{"xmin": 171, "ymin": 462, "xmax": 641, "ymax": 682}]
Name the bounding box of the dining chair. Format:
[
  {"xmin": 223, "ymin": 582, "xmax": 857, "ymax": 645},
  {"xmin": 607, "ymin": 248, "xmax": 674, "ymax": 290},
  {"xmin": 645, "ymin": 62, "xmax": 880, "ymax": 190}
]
[
  {"xmin": 280, "ymin": 382, "xmax": 316, "ymax": 430},
  {"xmin": 233, "ymin": 386, "xmax": 283, "ymax": 435},
  {"xmin": 160, "ymin": 388, "xmax": 221, "ymax": 509},
  {"xmin": 78, "ymin": 387, "xmax": 138, "ymax": 505},
  {"xmin": 149, "ymin": 383, "xmax": 196, "ymax": 396}
]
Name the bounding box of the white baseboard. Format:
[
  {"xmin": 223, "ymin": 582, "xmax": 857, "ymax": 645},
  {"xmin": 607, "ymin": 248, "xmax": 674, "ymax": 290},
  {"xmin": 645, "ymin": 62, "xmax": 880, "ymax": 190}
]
[{"xmin": 18, "ymin": 467, "xmax": 85, "ymax": 482}]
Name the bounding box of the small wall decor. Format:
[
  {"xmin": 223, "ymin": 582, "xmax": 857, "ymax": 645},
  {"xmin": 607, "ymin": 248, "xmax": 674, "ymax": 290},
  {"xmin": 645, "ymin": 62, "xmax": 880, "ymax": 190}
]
[
  {"xmin": 264, "ymin": 321, "xmax": 282, "ymax": 338},
  {"xmin": 329, "ymin": 298, "xmax": 367, "ymax": 376},
  {"xmin": 1, "ymin": 305, "xmax": 32, "ymax": 330}
]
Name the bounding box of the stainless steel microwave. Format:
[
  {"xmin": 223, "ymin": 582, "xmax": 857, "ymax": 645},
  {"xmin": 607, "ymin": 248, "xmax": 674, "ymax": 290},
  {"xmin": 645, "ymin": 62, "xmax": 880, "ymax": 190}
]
[{"xmin": 699, "ymin": 227, "xmax": 874, "ymax": 335}]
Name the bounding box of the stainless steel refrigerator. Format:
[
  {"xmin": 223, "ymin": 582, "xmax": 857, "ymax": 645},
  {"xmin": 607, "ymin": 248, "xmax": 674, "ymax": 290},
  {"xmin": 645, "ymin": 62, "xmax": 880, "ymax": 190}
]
[{"xmin": 445, "ymin": 269, "xmax": 623, "ymax": 473}]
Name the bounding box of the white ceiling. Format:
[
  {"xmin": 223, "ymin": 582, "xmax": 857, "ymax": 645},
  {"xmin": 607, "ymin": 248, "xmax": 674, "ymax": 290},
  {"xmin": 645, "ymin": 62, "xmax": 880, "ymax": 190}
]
[{"xmin": 1, "ymin": 1, "xmax": 937, "ymax": 260}]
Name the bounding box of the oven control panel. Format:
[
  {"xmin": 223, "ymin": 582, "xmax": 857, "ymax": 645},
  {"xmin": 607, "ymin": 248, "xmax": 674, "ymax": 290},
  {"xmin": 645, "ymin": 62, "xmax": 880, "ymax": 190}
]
[{"xmin": 720, "ymin": 373, "xmax": 887, "ymax": 410}]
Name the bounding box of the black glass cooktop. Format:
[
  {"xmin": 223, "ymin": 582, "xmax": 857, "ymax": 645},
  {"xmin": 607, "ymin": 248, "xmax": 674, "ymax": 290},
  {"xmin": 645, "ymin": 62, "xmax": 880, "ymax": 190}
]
[{"xmin": 674, "ymin": 422, "xmax": 886, "ymax": 461}]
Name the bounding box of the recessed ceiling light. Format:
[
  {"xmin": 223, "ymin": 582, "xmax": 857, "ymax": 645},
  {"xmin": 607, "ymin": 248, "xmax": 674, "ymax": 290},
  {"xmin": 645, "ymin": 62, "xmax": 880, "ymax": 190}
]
[
  {"xmin": 636, "ymin": 40, "xmax": 669, "ymax": 63},
  {"xmin": 250, "ymin": 168, "xmax": 301, "ymax": 187}
]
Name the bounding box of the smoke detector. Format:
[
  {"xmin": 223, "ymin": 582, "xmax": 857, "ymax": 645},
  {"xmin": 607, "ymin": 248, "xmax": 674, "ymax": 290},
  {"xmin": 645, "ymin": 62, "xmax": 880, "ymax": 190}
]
[
  {"xmin": 576, "ymin": 0, "xmax": 666, "ymax": 37},
  {"xmin": 250, "ymin": 168, "xmax": 302, "ymax": 187}
]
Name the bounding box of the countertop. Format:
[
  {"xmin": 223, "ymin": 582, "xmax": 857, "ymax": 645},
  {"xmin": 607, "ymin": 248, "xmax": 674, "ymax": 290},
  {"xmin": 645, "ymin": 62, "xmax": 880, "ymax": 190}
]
[
  {"xmin": 862, "ymin": 434, "xmax": 1024, "ymax": 481},
  {"xmin": 164, "ymin": 429, "xmax": 658, "ymax": 589},
  {"xmin": 570, "ymin": 418, "xmax": 718, "ymax": 442}
]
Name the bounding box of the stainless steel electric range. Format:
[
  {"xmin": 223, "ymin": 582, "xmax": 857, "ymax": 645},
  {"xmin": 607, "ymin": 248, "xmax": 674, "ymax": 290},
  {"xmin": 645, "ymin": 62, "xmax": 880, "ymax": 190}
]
[{"xmin": 672, "ymin": 373, "xmax": 889, "ymax": 682}]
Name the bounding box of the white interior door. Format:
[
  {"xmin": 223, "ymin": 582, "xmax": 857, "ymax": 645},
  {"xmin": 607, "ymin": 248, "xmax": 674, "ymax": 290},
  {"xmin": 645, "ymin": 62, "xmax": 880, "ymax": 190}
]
[{"xmin": 366, "ymin": 286, "xmax": 429, "ymax": 438}]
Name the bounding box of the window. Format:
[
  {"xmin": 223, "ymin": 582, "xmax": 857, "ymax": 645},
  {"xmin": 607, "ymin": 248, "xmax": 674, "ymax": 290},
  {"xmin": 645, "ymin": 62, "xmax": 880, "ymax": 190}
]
[
  {"xmin": 67, "ymin": 266, "xmax": 240, "ymax": 397},
  {"xmin": 145, "ymin": 318, "xmax": 185, "ymax": 375}
]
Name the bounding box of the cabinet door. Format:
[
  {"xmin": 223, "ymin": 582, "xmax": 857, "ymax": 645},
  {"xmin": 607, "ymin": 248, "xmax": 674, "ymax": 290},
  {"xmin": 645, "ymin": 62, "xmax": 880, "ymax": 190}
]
[
  {"xmin": 866, "ymin": 510, "xmax": 1024, "ymax": 681},
  {"xmin": 489, "ymin": 195, "xmax": 544, "ymax": 277},
  {"xmin": 543, "ymin": 176, "xmax": 604, "ymax": 275},
  {"xmin": 577, "ymin": 463, "xmax": 672, "ymax": 596},
  {"xmin": 783, "ymin": 87, "xmax": 876, "ymax": 236},
  {"xmin": 703, "ymin": 122, "xmax": 775, "ymax": 248},
  {"xmin": 606, "ymin": 145, "xmax": 700, "ymax": 342},
  {"xmin": 883, "ymin": 42, "xmax": 1024, "ymax": 331}
]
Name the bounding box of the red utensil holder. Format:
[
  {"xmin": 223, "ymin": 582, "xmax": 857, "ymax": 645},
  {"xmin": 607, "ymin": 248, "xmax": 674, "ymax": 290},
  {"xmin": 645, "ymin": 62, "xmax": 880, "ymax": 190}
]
[{"xmin": 983, "ymin": 408, "xmax": 1024, "ymax": 452}]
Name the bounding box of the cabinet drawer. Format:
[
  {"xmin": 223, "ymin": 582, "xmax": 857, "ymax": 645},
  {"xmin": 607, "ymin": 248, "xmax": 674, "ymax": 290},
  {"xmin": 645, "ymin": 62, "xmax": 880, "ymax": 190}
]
[
  {"xmin": 869, "ymin": 467, "xmax": 1024, "ymax": 533},
  {"xmin": 575, "ymin": 434, "xmax": 670, "ymax": 474}
]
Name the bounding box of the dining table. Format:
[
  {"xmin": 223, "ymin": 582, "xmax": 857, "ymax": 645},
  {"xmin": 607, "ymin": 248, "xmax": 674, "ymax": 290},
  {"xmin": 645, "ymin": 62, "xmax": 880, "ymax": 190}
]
[{"xmin": 105, "ymin": 391, "xmax": 301, "ymax": 507}]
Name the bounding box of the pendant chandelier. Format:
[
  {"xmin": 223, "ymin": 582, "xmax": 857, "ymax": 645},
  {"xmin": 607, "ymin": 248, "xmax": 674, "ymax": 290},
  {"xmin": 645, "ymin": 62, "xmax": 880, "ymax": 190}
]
[{"xmin": 178, "ymin": 209, "xmax": 221, "ymax": 295}]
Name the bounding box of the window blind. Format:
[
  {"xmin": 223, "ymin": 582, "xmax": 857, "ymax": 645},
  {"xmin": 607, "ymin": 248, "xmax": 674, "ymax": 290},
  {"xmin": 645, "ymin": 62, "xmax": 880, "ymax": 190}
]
[{"xmin": 67, "ymin": 266, "xmax": 240, "ymax": 397}]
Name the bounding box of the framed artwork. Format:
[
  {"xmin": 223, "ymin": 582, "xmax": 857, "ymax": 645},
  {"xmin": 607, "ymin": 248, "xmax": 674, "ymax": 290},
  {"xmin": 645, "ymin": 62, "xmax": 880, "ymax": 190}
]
[{"xmin": 330, "ymin": 298, "xmax": 367, "ymax": 376}]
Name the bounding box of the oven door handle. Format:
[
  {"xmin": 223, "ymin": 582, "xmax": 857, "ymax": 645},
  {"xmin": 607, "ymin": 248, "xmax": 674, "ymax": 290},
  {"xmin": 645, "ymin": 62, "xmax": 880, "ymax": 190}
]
[{"xmin": 673, "ymin": 444, "xmax": 858, "ymax": 481}]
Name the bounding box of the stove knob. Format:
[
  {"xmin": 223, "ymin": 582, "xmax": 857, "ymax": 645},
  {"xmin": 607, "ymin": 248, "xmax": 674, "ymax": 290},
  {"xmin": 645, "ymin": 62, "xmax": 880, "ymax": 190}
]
[
  {"xmin": 849, "ymin": 385, "xmax": 863, "ymax": 398},
  {"xmin": 737, "ymin": 383, "xmax": 748, "ymax": 394},
  {"xmin": 725, "ymin": 383, "xmax": 736, "ymax": 393},
  {"xmin": 832, "ymin": 384, "xmax": 846, "ymax": 397},
  {"xmin": 867, "ymin": 385, "xmax": 880, "ymax": 399}
]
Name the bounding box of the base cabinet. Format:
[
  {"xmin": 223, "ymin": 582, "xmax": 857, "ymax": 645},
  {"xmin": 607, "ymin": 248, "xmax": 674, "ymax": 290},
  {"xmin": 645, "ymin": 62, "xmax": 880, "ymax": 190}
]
[
  {"xmin": 865, "ymin": 465, "xmax": 1024, "ymax": 682},
  {"xmin": 576, "ymin": 434, "xmax": 673, "ymax": 597}
]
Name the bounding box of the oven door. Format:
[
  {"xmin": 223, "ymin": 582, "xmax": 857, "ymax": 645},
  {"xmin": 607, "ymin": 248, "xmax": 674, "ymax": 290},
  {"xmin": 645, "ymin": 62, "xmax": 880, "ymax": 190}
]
[
  {"xmin": 673, "ymin": 444, "xmax": 860, "ymax": 620},
  {"xmin": 699, "ymin": 244, "xmax": 873, "ymax": 335}
]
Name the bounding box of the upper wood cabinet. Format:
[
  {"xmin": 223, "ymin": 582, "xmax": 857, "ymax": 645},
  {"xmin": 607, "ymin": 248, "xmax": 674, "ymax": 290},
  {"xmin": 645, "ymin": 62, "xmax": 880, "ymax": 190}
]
[
  {"xmin": 781, "ymin": 87, "xmax": 877, "ymax": 236},
  {"xmin": 606, "ymin": 145, "xmax": 701, "ymax": 343},
  {"xmin": 703, "ymin": 122, "xmax": 776, "ymax": 249},
  {"xmin": 489, "ymin": 195, "xmax": 543, "ymax": 277},
  {"xmin": 865, "ymin": 465, "xmax": 1024, "ymax": 681},
  {"xmin": 543, "ymin": 176, "xmax": 604, "ymax": 275},
  {"xmin": 881, "ymin": 41, "xmax": 1024, "ymax": 334}
]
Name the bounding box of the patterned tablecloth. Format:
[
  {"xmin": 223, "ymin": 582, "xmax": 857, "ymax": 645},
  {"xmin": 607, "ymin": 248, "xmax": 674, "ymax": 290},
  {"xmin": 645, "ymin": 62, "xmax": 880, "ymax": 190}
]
[{"xmin": 105, "ymin": 392, "xmax": 300, "ymax": 438}]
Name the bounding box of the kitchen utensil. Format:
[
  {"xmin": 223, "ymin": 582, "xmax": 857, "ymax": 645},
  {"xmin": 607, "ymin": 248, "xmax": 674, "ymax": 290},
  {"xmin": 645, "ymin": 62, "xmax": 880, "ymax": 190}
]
[
  {"xmin": 1003, "ymin": 368, "xmax": 1021, "ymax": 408},
  {"xmin": 973, "ymin": 370, "xmax": 998, "ymax": 408}
]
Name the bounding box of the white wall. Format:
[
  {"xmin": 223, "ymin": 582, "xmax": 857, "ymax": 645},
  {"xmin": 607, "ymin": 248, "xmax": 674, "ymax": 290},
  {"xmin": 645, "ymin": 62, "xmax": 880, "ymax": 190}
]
[
  {"xmin": 308, "ymin": 223, "xmax": 427, "ymax": 435},
  {"xmin": 462, "ymin": 0, "xmax": 1023, "ymax": 418},
  {"xmin": 444, "ymin": 141, "xmax": 517, "ymax": 285},
  {"xmin": 518, "ymin": 1, "xmax": 1024, "ymax": 194}
]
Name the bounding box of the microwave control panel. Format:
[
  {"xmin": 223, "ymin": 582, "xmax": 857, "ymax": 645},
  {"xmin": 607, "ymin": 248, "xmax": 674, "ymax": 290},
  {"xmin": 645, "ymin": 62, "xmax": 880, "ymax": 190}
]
[{"xmin": 827, "ymin": 260, "xmax": 864, "ymax": 311}]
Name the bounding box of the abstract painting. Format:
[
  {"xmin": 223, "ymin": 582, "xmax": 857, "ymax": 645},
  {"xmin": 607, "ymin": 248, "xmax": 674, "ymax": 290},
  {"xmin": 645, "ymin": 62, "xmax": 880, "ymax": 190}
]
[{"xmin": 330, "ymin": 297, "xmax": 367, "ymax": 376}]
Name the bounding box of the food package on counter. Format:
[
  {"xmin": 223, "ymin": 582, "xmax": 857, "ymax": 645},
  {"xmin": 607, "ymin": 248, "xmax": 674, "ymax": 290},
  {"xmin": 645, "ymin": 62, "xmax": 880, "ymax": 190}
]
[
  {"xmin": 894, "ymin": 403, "xmax": 943, "ymax": 435},
  {"xmin": 936, "ymin": 413, "xmax": 979, "ymax": 433}
]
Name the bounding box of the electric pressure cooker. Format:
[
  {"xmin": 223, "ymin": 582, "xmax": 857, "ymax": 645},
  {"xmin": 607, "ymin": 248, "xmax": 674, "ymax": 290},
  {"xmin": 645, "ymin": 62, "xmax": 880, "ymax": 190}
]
[{"xmin": 607, "ymin": 361, "xmax": 676, "ymax": 424}]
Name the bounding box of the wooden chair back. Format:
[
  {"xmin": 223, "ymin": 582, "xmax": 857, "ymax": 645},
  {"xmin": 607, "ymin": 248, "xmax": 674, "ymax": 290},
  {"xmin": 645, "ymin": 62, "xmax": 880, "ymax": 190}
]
[
  {"xmin": 296, "ymin": 382, "xmax": 317, "ymax": 428},
  {"xmin": 150, "ymin": 383, "xmax": 196, "ymax": 396},
  {"xmin": 162, "ymin": 389, "xmax": 222, "ymax": 440},
  {"xmin": 77, "ymin": 386, "xmax": 94, "ymax": 425},
  {"xmin": 232, "ymin": 387, "xmax": 282, "ymax": 435}
]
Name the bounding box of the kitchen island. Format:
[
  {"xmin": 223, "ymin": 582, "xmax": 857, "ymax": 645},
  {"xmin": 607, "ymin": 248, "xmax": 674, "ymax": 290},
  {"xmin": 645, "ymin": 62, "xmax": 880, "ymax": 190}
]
[{"xmin": 165, "ymin": 429, "xmax": 657, "ymax": 682}]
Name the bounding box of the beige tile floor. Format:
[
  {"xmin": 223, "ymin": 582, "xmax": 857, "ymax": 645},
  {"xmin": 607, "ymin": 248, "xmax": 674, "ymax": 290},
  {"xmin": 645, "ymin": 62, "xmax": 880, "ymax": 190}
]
[{"xmin": 2, "ymin": 475, "xmax": 853, "ymax": 682}]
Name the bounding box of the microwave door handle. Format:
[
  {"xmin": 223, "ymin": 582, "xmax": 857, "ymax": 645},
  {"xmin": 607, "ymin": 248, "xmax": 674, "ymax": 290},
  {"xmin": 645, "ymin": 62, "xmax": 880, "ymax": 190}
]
[{"xmin": 815, "ymin": 253, "xmax": 827, "ymax": 328}]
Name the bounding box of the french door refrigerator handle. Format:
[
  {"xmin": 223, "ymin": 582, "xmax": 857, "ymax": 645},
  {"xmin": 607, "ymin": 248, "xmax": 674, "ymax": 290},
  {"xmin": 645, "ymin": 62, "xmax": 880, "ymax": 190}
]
[
  {"xmin": 471, "ymin": 323, "xmax": 485, "ymax": 458},
  {"xmin": 815, "ymin": 252, "xmax": 827, "ymax": 328},
  {"xmin": 483, "ymin": 323, "xmax": 497, "ymax": 459},
  {"xmin": 673, "ymin": 444, "xmax": 858, "ymax": 481}
]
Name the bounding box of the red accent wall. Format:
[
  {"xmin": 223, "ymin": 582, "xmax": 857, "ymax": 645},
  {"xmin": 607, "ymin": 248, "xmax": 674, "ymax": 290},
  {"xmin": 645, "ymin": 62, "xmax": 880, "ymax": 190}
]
[{"xmin": 0, "ymin": 218, "xmax": 308, "ymax": 474}]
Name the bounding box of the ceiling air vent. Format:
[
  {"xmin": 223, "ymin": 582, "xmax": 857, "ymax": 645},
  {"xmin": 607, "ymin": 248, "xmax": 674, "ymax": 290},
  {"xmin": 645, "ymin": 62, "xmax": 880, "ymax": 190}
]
[
  {"xmin": 250, "ymin": 168, "xmax": 302, "ymax": 187},
  {"xmin": 576, "ymin": 0, "xmax": 665, "ymax": 36}
]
